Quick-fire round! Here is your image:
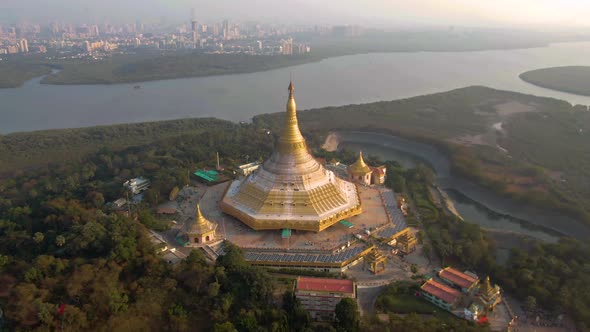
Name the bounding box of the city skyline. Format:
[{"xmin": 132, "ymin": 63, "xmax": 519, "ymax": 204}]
[{"xmin": 2, "ymin": 0, "xmax": 590, "ymax": 28}]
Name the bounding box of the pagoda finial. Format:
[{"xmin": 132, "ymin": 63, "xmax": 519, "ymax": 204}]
[
  {"xmin": 288, "ymin": 80, "xmax": 294, "ymax": 98},
  {"xmin": 196, "ymin": 203, "xmax": 206, "ymax": 224},
  {"xmin": 276, "ymin": 80, "xmax": 306, "ymax": 154}
]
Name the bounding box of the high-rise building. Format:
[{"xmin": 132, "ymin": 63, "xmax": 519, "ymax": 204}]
[
  {"xmin": 19, "ymin": 39, "xmax": 29, "ymax": 53},
  {"xmin": 222, "ymin": 20, "xmax": 229, "ymax": 40},
  {"xmin": 7, "ymin": 45, "xmax": 19, "ymax": 54},
  {"xmin": 84, "ymin": 41, "xmax": 91, "ymax": 53},
  {"xmin": 191, "ymin": 20, "xmax": 199, "ymax": 45},
  {"xmin": 90, "ymin": 25, "xmax": 99, "ymax": 36},
  {"xmin": 282, "ymin": 38, "xmax": 293, "ymax": 55},
  {"xmin": 220, "ymin": 82, "xmax": 362, "ymax": 232}
]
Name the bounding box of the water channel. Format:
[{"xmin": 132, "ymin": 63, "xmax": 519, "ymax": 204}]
[
  {"xmin": 338, "ymin": 131, "xmax": 589, "ymax": 242},
  {"xmin": 3, "ymin": 42, "xmax": 590, "ymax": 134}
]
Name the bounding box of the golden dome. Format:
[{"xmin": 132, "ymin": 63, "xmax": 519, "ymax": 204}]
[
  {"xmin": 186, "ymin": 204, "xmax": 217, "ymax": 235},
  {"xmin": 349, "ymin": 151, "xmax": 372, "ymax": 175}
]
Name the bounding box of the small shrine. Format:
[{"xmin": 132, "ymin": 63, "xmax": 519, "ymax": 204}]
[
  {"xmin": 477, "ymin": 276, "xmax": 502, "ymax": 311},
  {"xmin": 348, "ymin": 151, "xmax": 387, "ymax": 186},
  {"xmin": 364, "ymin": 248, "xmax": 387, "ymax": 274},
  {"xmin": 185, "ymin": 204, "xmax": 217, "ymax": 246},
  {"xmin": 397, "ymin": 232, "xmax": 417, "ymax": 254}
]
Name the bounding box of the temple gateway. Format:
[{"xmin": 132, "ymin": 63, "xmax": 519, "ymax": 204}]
[{"xmin": 220, "ymin": 82, "xmax": 362, "ymax": 232}]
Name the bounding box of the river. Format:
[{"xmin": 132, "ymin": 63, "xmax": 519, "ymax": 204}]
[
  {"xmin": 337, "ymin": 131, "xmax": 590, "ymax": 242},
  {"xmin": 3, "ymin": 42, "xmax": 590, "ymax": 134}
]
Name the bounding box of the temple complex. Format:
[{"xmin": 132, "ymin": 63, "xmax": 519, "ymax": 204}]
[
  {"xmin": 220, "ymin": 82, "xmax": 362, "ymax": 232},
  {"xmin": 185, "ymin": 204, "xmax": 217, "ymax": 245}
]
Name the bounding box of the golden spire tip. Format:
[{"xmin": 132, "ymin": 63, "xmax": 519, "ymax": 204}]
[{"xmin": 288, "ymin": 80, "xmax": 294, "ymax": 98}]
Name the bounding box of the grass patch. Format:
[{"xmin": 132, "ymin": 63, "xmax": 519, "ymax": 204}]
[{"xmin": 376, "ymin": 281, "xmax": 455, "ymax": 319}]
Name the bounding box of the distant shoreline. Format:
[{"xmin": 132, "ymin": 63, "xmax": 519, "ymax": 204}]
[
  {"xmin": 520, "ymin": 66, "xmax": 590, "ymax": 97},
  {"xmin": 0, "ymin": 39, "xmax": 571, "ymax": 89}
]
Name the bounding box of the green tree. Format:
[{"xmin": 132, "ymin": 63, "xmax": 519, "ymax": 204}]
[
  {"xmin": 335, "ymin": 298, "xmax": 360, "ymax": 332},
  {"xmin": 213, "ymin": 322, "xmax": 238, "ymax": 332},
  {"xmin": 525, "ymin": 296, "xmax": 537, "ymax": 313},
  {"xmin": 33, "ymin": 232, "xmax": 45, "ymax": 244},
  {"xmin": 234, "ymin": 310, "xmax": 260, "ymax": 332},
  {"xmin": 86, "ymin": 191, "xmax": 105, "ymax": 208},
  {"xmin": 0, "ymin": 254, "xmax": 9, "ymax": 269},
  {"xmin": 56, "ymin": 235, "xmax": 66, "ymax": 247}
]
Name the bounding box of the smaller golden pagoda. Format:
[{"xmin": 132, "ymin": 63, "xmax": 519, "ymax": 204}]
[
  {"xmin": 186, "ymin": 204, "xmax": 217, "ymax": 245},
  {"xmin": 477, "ymin": 276, "xmax": 502, "ymax": 311},
  {"xmin": 398, "ymin": 232, "xmax": 417, "ymax": 254},
  {"xmin": 364, "ymin": 248, "xmax": 387, "ymax": 274},
  {"xmin": 348, "ymin": 151, "xmax": 373, "ymax": 186}
]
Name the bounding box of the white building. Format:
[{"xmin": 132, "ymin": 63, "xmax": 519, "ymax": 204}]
[
  {"xmin": 237, "ymin": 161, "xmax": 261, "ymax": 176},
  {"xmin": 124, "ymin": 177, "xmax": 150, "ymax": 195}
]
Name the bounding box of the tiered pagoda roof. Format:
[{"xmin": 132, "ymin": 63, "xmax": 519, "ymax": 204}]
[
  {"xmin": 186, "ymin": 204, "xmax": 217, "ymax": 236},
  {"xmin": 220, "ymin": 82, "xmax": 362, "ymax": 232}
]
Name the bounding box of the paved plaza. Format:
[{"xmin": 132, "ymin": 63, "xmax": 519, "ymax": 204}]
[{"xmin": 198, "ymin": 183, "xmax": 391, "ymax": 252}]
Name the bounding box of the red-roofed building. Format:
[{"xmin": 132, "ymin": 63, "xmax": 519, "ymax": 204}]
[
  {"xmin": 294, "ymin": 277, "xmax": 356, "ymax": 321},
  {"xmin": 371, "ymin": 166, "xmax": 387, "ymax": 185},
  {"xmin": 439, "ymin": 267, "xmax": 479, "ymax": 292},
  {"xmin": 420, "ymin": 279, "xmax": 462, "ymax": 311}
]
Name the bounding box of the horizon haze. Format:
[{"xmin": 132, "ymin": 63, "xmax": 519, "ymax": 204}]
[{"xmin": 1, "ymin": 0, "xmax": 590, "ymax": 28}]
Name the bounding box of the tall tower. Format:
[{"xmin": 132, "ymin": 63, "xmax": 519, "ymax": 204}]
[
  {"xmin": 220, "ymin": 81, "xmax": 362, "ymax": 232},
  {"xmin": 19, "ymin": 39, "xmax": 29, "ymax": 53}
]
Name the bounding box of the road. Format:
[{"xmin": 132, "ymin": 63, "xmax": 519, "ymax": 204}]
[{"xmin": 357, "ymin": 285, "xmax": 386, "ymax": 316}]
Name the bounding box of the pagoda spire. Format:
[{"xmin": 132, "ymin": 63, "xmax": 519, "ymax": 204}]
[
  {"xmin": 195, "ymin": 203, "xmax": 207, "ymax": 225},
  {"xmin": 277, "ymin": 80, "xmax": 306, "ymax": 154},
  {"xmin": 350, "ymin": 150, "xmax": 372, "ymax": 174}
]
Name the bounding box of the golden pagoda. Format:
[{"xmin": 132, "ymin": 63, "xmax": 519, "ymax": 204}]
[
  {"xmin": 186, "ymin": 204, "xmax": 217, "ymax": 245},
  {"xmin": 477, "ymin": 276, "xmax": 502, "ymax": 311},
  {"xmin": 397, "ymin": 232, "xmax": 417, "ymax": 254},
  {"xmin": 363, "ymin": 248, "xmax": 387, "ymax": 274},
  {"xmin": 220, "ymin": 81, "xmax": 362, "ymax": 232},
  {"xmin": 348, "ymin": 151, "xmax": 373, "ymax": 185}
]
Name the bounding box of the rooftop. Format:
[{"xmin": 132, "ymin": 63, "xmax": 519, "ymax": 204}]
[
  {"xmin": 439, "ymin": 267, "xmax": 479, "ymax": 289},
  {"xmin": 296, "ymin": 277, "xmax": 355, "ymax": 294},
  {"xmin": 421, "ymin": 279, "xmax": 462, "ymax": 304}
]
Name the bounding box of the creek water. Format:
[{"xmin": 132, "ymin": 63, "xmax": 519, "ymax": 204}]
[{"xmin": 338, "ymin": 131, "xmax": 588, "ymax": 242}]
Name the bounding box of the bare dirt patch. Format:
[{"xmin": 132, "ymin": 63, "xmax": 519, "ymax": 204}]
[
  {"xmin": 322, "ymin": 132, "xmax": 340, "ymax": 152},
  {"xmin": 494, "ymin": 101, "xmax": 537, "ymax": 116}
]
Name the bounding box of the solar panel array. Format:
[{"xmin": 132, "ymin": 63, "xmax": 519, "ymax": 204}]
[
  {"xmin": 243, "ymin": 246, "xmax": 366, "ymax": 265},
  {"xmin": 377, "ymin": 189, "xmax": 408, "ymax": 239}
]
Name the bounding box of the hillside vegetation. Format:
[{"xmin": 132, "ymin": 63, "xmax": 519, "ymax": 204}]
[
  {"xmin": 520, "ymin": 66, "xmax": 590, "ymax": 96},
  {"xmin": 0, "ymin": 118, "xmax": 235, "ymax": 173}
]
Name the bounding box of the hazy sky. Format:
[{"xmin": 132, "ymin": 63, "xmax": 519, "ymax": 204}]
[{"xmin": 1, "ymin": 0, "xmax": 590, "ymax": 27}]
